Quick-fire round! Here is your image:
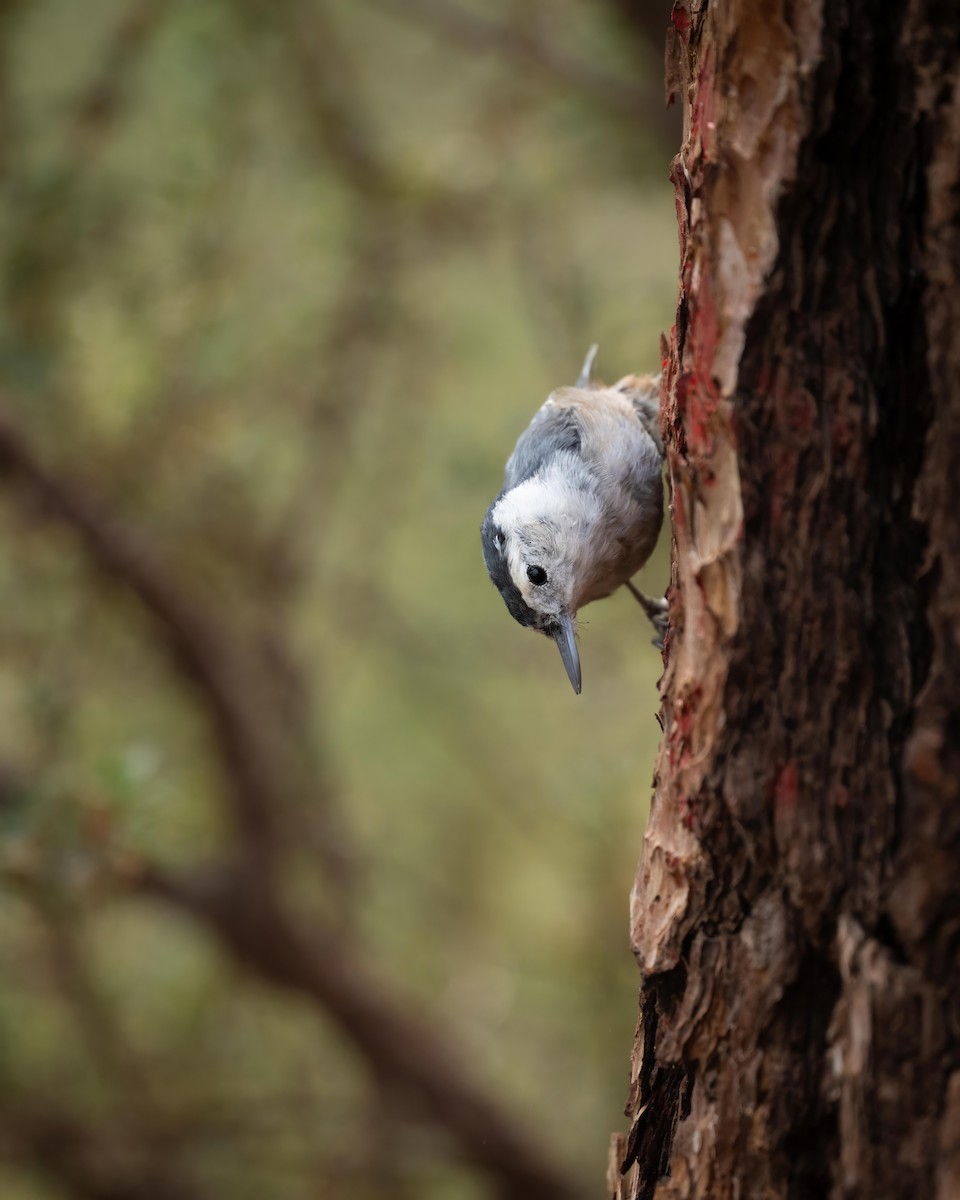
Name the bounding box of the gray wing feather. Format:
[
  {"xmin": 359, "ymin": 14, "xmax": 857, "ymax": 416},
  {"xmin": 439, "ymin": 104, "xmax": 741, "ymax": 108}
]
[
  {"xmin": 615, "ymin": 374, "xmax": 663, "ymax": 454},
  {"xmin": 503, "ymin": 403, "xmax": 582, "ymax": 490},
  {"xmin": 502, "ymin": 373, "xmax": 662, "ymax": 494}
]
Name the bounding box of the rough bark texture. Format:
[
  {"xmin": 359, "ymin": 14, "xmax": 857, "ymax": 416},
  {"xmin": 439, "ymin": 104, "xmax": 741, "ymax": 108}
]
[{"xmin": 611, "ymin": 2, "xmax": 960, "ymax": 1197}]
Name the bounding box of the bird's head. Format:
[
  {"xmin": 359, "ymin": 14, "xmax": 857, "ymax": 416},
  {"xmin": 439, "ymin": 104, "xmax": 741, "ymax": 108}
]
[{"xmin": 481, "ymin": 480, "xmax": 590, "ymax": 693}]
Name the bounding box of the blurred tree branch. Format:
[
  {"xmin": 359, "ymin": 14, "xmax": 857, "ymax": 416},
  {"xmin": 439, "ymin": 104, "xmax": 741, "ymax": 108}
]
[
  {"xmin": 0, "ymin": 0, "xmax": 674, "ymax": 1191},
  {"xmin": 71, "ymin": 0, "xmax": 175, "ymax": 147},
  {"xmin": 136, "ymin": 860, "xmax": 586, "ymax": 1200},
  {"xmin": 362, "ymin": 0, "xmax": 655, "ymax": 124},
  {"xmin": 37, "ymin": 898, "xmax": 157, "ymax": 1117},
  {"xmin": 0, "ymin": 412, "xmax": 354, "ymax": 889},
  {"xmin": 262, "ymin": 212, "xmax": 408, "ymax": 590},
  {"xmin": 281, "ymin": 1, "xmax": 396, "ymax": 201},
  {"xmin": 0, "ymin": 1100, "xmax": 210, "ymax": 1200},
  {"xmin": 0, "ymin": 891, "xmax": 210, "ymax": 1200},
  {"xmin": 240, "ymin": 0, "xmax": 490, "ymax": 590},
  {"xmin": 0, "ymin": 409, "xmax": 589, "ymax": 1200},
  {"xmin": 241, "ymin": 0, "xmax": 497, "ymax": 224},
  {"xmin": 601, "ymin": 0, "xmax": 671, "ymax": 60},
  {"xmin": 2, "ymin": 0, "xmax": 173, "ymax": 351}
]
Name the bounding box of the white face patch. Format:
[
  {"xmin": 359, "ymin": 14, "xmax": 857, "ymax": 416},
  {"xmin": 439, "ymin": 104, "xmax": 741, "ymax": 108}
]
[{"xmin": 490, "ymin": 461, "xmax": 603, "ymax": 618}]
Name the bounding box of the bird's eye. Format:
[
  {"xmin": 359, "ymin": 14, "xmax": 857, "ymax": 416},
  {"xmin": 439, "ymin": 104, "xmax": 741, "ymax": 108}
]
[{"xmin": 527, "ymin": 565, "xmax": 548, "ymax": 586}]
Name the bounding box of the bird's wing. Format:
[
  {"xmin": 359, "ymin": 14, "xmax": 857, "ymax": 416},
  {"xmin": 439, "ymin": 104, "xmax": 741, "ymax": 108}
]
[
  {"xmin": 545, "ymin": 380, "xmax": 663, "ymax": 521},
  {"xmin": 613, "ymin": 373, "xmax": 662, "ymax": 454},
  {"xmin": 503, "ymin": 399, "xmax": 584, "ymax": 490},
  {"xmin": 503, "ymin": 375, "xmax": 662, "ymax": 492}
]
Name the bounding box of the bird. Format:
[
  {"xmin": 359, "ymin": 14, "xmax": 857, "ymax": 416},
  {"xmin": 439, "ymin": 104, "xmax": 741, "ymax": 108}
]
[{"xmin": 481, "ymin": 344, "xmax": 666, "ymax": 694}]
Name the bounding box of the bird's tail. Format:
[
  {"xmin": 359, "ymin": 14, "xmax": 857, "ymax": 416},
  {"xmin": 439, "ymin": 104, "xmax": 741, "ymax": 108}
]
[{"xmin": 575, "ymin": 343, "xmax": 600, "ymax": 388}]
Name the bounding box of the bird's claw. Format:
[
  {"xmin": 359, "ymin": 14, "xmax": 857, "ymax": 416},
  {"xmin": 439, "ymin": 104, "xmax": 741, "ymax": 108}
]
[{"xmin": 625, "ymin": 582, "xmax": 668, "ymax": 650}]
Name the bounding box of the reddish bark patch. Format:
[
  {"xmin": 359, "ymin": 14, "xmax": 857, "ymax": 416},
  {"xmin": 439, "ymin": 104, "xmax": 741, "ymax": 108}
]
[
  {"xmin": 671, "ymin": 1, "xmax": 692, "ymax": 41},
  {"xmin": 773, "ymin": 759, "xmax": 799, "ymax": 814},
  {"xmin": 689, "ymin": 47, "xmax": 717, "ymax": 161}
]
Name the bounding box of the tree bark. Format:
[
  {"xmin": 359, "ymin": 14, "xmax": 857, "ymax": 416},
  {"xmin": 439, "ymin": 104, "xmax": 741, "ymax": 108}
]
[{"xmin": 612, "ymin": 1, "xmax": 960, "ymax": 1197}]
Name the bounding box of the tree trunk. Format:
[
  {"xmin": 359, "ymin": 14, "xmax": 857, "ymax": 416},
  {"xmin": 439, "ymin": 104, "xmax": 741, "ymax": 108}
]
[{"xmin": 611, "ymin": 1, "xmax": 960, "ymax": 1197}]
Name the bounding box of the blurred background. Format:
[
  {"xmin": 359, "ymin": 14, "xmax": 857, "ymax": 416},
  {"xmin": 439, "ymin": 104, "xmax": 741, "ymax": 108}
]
[{"xmin": 0, "ymin": 1, "xmax": 677, "ymax": 1197}]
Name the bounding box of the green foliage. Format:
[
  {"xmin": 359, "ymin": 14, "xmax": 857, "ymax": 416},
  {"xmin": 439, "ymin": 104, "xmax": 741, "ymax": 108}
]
[{"xmin": 0, "ymin": 0, "xmax": 677, "ymax": 1195}]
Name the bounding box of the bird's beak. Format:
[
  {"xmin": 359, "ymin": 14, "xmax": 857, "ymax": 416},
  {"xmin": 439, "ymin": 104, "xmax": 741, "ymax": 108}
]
[{"xmin": 552, "ymin": 613, "xmax": 582, "ymax": 695}]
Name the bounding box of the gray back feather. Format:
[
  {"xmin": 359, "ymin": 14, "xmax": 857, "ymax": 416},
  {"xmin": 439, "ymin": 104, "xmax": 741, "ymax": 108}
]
[{"xmin": 503, "ymin": 405, "xmax": 582, "ymax": 491}]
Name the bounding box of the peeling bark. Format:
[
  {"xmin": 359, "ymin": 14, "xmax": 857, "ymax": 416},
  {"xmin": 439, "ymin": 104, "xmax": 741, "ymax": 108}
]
[{"xmin": 613, "ymin": 2, "xmax": 960, "ymax": 1197}]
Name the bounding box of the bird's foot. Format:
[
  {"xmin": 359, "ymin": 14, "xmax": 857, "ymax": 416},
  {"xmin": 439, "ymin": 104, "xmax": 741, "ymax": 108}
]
[{"xmin": 625, "ymin": 582, "xmax": 668, "ymax": 650}]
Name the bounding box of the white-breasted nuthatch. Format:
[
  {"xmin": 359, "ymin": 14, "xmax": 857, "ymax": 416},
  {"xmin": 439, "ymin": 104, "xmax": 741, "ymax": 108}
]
[{"xmin": 481, "ymin": 345, "xmax": 666, "ymax": 694}]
